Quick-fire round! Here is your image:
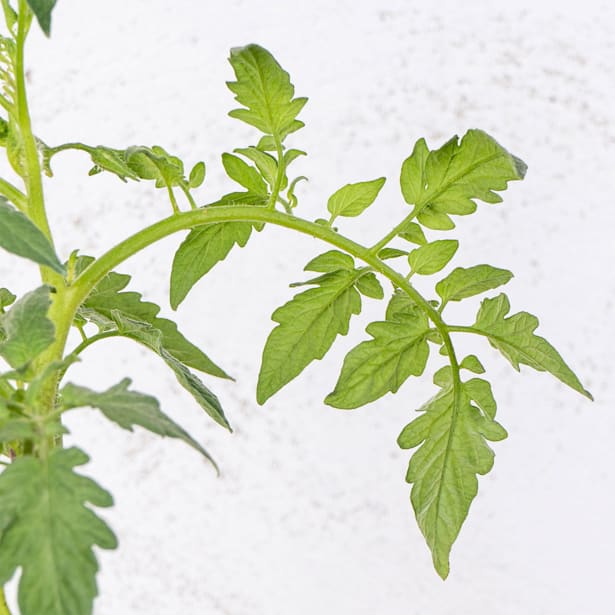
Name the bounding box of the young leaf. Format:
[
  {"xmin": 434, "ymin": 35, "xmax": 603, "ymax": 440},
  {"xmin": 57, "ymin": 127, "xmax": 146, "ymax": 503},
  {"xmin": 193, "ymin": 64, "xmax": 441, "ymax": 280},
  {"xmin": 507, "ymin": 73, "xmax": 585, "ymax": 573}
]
[
  {"xmin": 80, "ymin": 264, "xmax": 229, "ymax": 379},
  {"xmin": 459, "ymin": 354, "xmax": 485, "ymax": 374},
  {"xmin": 0, "ymin": 288, "xmax": 15, "ymax": 311},
  {"xmin": 171, "ymin": 220, "xmax": 253, "ymax": 310},
  {"xmin": 234, "ymin": 147, "xmax": 280, "ymax": 189},
  {"xmin": 89, "ymin": 146, "xmax": 139, "ymax": 182},
  {"xmin": 326, "ymin": 303, "xmax": 430, "ymax": 409},
  {"xmin": 400, "ymin": 130, "xmax": 526, "ymax": 229},
  {"xmin": 188, "ymin": 161, "xmax": 206, "ymax": 188},
  {"xmin": 355, "ymin": 272, "xmax": 384, "ymax": 299},
  {"xmin": 227, "ymin": 44, "xmax": 307, "ymax": 141},
  {"xmin": 398, "ymin": 221, "xmax": 427, "ymax": 245},
  {"xmin": 0, "ymin": 448, "xmax": 117, "ymax": 615},
  {"xmin": 304, "ymin": 250, "xmax": 355, "ymax": 273},
  {"xmin": 436, "ymin": 265, "xmax": 513, "ymax": 305},
  {"xmin": 0, "ymin": 286, "xmax": 54, "ymax": 370},
  {"xmin": 397, "ymin": 376, "xmax": 507, "ymax": 578},
  {"xmin": 222, "ymin": 152, "xmax": 268, "ymax": 194},
  {"xmin": 0, "ymin": 198, "xmax": 65, "ymax": 273},
  {"xmin": 471, "ymin": 293, "xmax": 592, "ymax": 398},
  {"xmin": 26, "ymin": 0, "xmax": 57, "ymax": 36},
  {"xmin": 257, "ymin": 269, "xmax": 362, "ymax": 404},
  {"xmin": 408, "ymin": 239, "xmax": 458, "ymax": 275},
  {"xmin": 61, "ymin": 379, "xmax": 217, "ymax": 466},
  {"xmin": 327, "ymin": 177, "xmax": 386, "ymax": 220},
  {"xmin": 378, "ymin": 247, "xmax": 408, "ymax": 260}
]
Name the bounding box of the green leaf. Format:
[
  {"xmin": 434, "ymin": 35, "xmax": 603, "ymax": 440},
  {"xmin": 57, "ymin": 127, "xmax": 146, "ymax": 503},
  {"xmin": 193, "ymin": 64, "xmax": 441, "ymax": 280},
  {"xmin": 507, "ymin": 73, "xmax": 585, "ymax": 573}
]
[
  {"xmin": 234, "ymin": 147, "xmax": 280, "ymax": 188},
  {"xmin": 89, "ymin": 146, "xmax": 139, "ymax": 182},
  {"xmin": 397, "ymin": 376, "xmax": 507, "ymax": 578},
  {"xmin": 257, "ymin": 269, "xmax": 362, "ymax": 403},
  {"xmin": 283, "ymin": 148, "xmax": 306, "ymax": 167},
  {"xmin": 26, "ymin": 0, "xmax": 57, "ymax": 36},
  {"xmin": 188, "ymin": 161, "xmax": 206, "ymax": 188},
  {"xmin": 436, "ymin": 265, "xmax": 513, "ymax": 305},
  {"xmin": 0, "ymin": 447, "xmax": 117, "ymax": 615},
  {"xmin": 61, "ymin": 379, "xmax": 217, "ymax": 466},
  {"xmin": 222, "ymin": 152, "xmax": 268, "ymax": 194},
  {"xmin": 227, "ymin": 44, "xmax": 307, "ymax": 141},
  {"xmin": 327, "ymin": 177, "xmax": 386, "ymax": 220},
  {"xmin": 400, "ymin": 130, "xmax": 526, "ymax": 229},
  {"xmin": 398, "ymin": 221, "xmax": 427, "ymax": 245},
  {"xmin": 0, "ymin": 288, "xmax": 15, "ymax": 311},
  {"xmin": 171, "ymin": 220, "xmax": 253, "ymax": 310},
  {"xmin": 79, "ymin": 262, "xmax": 229, "ymax": 379},
  {"xmin": 0, "ymin": 198, "xmax": 65, "ymax": 273},
  {"xmin": 378, "ymin": 247, "xmax": 408, "ymax": 260},
  {"xmin": 471, "ymin": 293, "xmax": 592, "ymax": 399},
  {"xmin": 355, "ymin": 272, "xmax": 384, "ymax": 299},
  {"xmin": 459, "ymin": 354, "xmax": 485, "ymax": 374},
  {"xmin": 408, "ymin": 240, "xmax": 458, "ymax": 275},
  {"xmin": 0, "ymin": 287, "xmax": 54, "ymax": 370},
  {"xmin": 326, "ymin": 302, "xmax": 430, "ymax": 408},
  {"xmin": 304, "ymin": 250, "xmax": 355, "ymax": 273}
]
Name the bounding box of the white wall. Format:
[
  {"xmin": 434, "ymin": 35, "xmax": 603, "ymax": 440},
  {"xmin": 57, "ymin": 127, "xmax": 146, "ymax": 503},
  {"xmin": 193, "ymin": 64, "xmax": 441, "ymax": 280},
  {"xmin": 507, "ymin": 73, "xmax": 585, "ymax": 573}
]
[{"xmin": 1, "ymin": 0, "xmax": 613, "ymax": 613}]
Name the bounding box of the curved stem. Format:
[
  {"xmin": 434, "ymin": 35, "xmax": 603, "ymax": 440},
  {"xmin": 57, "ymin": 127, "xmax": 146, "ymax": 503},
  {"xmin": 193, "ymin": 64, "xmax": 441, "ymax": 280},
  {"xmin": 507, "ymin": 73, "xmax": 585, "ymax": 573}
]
[
  {"xmin": 0, "ymin": 177, "xmax": 27, "ymax": 211},
  {"xmin": 369, "ymin": 205, "xmax": 419, "ymax": 255}
]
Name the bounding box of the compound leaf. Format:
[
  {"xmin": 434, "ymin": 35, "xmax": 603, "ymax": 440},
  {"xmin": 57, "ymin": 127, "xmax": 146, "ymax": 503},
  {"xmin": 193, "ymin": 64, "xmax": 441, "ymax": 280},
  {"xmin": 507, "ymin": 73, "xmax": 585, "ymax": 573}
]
[
  {"xmin": 471, "ymin": 293, "xmax": 592, "ymax": 398},
  {"xmin": 400, "ymin": 130, "xmax": 526, "ymax": 229},
  {"xmin": 436, "ymin": 265, "xmax": 513, "ymax": 305},
  {"xmin": 326, "ymin": 298, "xmax": 430, "ymax": 408},
  {"xmin": 0, "ymin": 447, "xmax": 116, "ymax": 615},
  {"xmin": 408, "ymin": 240, "xmax": 458, "ymax": 276},
  {"xmin": 327, "ymin": 177, "xmax": 385, "ymax": 220},
  {"xmin": 0, "ymin": 198, "xmax": 65, "ymax": 274},
  {"xmin": 257, "ymin": 269, "xmax": 362, "ymax": 404},
  {"xmin": 227, "ymin": 44, "xmax": 307, "ymax": 141},
  {"xmin": 0, "ymin": 286, "xmax": 54, "ymax": 370},
  {"xmin": 397, "ymin": 375, "xmax": 506, "ymax": 578},
  {"xmin": 61, "ymin": 379, "xmax": 217, "ymax": 465},
  {"xmin": 79, "ymin": 261, "xmax": 229, "ymax": 379}
]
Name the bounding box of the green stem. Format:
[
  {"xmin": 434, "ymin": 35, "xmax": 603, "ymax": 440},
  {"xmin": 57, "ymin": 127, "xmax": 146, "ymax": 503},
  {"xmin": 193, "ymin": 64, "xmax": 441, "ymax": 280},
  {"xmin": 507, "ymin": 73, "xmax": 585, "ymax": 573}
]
[
  {"xmin": 369, "ymin": 205, "xmax": 419, "ymax": 255},
  {"xmin": 46, "ymin": 142, "xmax": 95, "ymax": 157},
  {"xmin": 267, "ymin": 138, "xmax": 286, "ymax": 210},
  {"xmin": 0, "ymin": 177, "xmax": 27, "ymax": 211}
]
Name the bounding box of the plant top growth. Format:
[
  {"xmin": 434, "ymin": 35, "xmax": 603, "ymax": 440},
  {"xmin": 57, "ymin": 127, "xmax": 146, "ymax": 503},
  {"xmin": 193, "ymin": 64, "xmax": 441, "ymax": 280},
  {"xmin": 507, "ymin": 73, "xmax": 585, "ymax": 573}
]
[{"xmin": 0, "ymin": 2, "xmax": 591, "ymax": 614}]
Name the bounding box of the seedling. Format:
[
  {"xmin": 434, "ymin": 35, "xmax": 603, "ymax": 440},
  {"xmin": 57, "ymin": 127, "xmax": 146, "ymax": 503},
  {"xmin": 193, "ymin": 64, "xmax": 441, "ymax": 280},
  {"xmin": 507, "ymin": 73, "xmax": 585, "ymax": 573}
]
[{"xmin": 0, "ymin": 2, "xmax": 591, "ymax": 614}]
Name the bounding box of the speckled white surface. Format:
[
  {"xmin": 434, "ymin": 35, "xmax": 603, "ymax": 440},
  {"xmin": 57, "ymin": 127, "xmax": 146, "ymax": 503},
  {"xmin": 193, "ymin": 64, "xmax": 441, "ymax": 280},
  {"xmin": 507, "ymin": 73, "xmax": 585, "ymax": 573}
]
[{"xmin": 1, "ymin": 0, "xmax": 614, "ymax": 613}]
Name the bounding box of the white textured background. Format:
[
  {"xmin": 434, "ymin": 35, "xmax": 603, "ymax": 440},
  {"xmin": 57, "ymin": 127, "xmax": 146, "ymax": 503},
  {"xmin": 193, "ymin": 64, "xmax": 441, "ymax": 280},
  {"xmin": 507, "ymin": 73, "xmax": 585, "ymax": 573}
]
[{"xmin": 1, "ymin": 0, "xmax": 614, "ymax": 613}]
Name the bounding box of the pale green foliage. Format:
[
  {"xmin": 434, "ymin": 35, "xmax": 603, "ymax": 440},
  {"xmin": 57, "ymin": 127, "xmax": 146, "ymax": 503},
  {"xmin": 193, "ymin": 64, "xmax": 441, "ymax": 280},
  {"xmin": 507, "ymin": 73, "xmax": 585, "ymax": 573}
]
[
  {"xmin": 227, "ymin": 44, "xmax": 307, "ymax": 141},
  {"xmin": 0, "ymin": 448, "xmax": 116, "ymax": 615},
  {"xmin": 61, "ymin": 379, "xmax": 217, "ymax": 467},
  {"xmin": 471, "ymin": 293, "xmax": 592, "ymax": 399},
  {"xmin": 0, "ymin": 17, "xmax": 593, "ymax": 614},
  {"xmin": 0, "ymin": 198, "xmax": 64, "ymax": 273},
  {"xmin": 257, "ymin": 268, "xmax": 364, "ymax": 404},
  {"xmin": 397, "ymin": 369, "xmax": 507, "ymax": 579}
]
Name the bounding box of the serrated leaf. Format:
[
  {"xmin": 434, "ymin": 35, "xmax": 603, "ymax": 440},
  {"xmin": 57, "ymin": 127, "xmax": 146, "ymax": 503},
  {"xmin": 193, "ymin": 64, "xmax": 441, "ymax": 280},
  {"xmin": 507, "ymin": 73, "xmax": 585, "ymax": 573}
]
[
  {"xmin": 304, "ymin": 250, "xmax": 355, "ymax": 273},
  {"xmin": 355, "ymin": 272, "xmax": 384, "ymax": 299},
  {"xmin": 189, "ymin": 161, "xmax": 206, "ymax": 188},
  {"xmin": 436, "ymin": 265, "xmax": 513, "ymax": 305},
  {"xmin": 79, "ymin": 263, "xmax": 229, "ymax": 379},
  {"xmin": 327, "ymin": 177, "xmax": 385, "ymax": 220},
  {"xmin": 26, "ymin": 0, "xmax": 57, "ymax": 36},
  {"xmin": 0, "ymin": 287, "xmax": 54, "ymax": 370},
  {"xmin": 0, "ymin": 198, "xmax": 65, "ymax": 273},
  {"xmin": 227, "ymin": 44, "xmax": 307, "ymax": 141},
  {"xmin": 401, "ymin": 130, "xmax": 526, "ymax": 228},
  {"xmin": 471, "ymin": 293, "xmax": 592, "ymax": 398},
  {"xmin": 0, "ymin": 447, "xmax": 117, "ymax": 615},
  {"xmin": 61, "ymin": 379, "xmax": 217, "ymax": 465},
  {"xmin": 397, "ymin": 377, "xmax": 506, "ymax": 578},
  {"xmin": 257, "ymin": 269, "xmax": 362, "ymax": 403},
  {"xmin": 222, "ymin": 152, "xmax": 268, "ymax": 194},
  {"xmin": 326, "ymin": 304, "xmax": 430, "ymax": 409},
  {"xmin": 408, "ymin": 240, "xmax": 458, "ymax": 275}
]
